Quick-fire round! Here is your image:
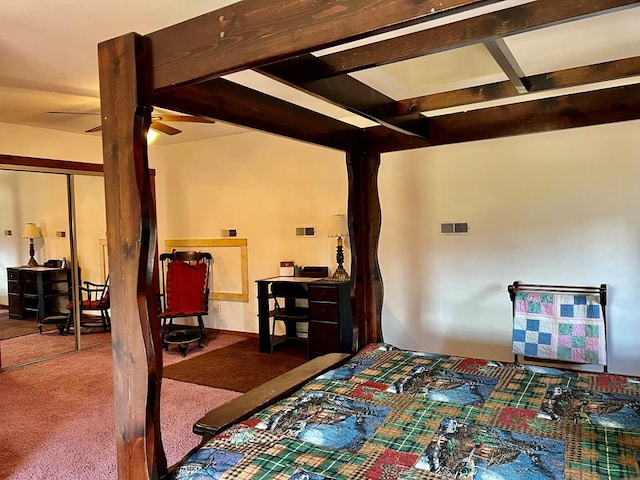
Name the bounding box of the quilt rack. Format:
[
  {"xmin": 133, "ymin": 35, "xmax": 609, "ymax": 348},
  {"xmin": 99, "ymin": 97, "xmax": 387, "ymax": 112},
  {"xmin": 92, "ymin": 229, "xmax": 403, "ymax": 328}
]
[{"xmin": 507, "ymin": 281, "xmax": 608, "ymax": 372}]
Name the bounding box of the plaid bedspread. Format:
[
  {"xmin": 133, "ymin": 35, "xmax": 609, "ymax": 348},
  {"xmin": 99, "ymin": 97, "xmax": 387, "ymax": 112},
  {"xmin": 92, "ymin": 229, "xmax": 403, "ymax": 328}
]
[{"xmin": 176, "ymin": 344, "xmax": 640, "ymax": 479}]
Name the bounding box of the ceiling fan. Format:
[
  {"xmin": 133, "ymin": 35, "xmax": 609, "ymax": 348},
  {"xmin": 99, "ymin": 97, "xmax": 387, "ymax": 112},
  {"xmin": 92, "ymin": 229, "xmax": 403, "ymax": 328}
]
[{"xmin": 46, "ymin": 110, "xmax": 215, "ymax": 136}]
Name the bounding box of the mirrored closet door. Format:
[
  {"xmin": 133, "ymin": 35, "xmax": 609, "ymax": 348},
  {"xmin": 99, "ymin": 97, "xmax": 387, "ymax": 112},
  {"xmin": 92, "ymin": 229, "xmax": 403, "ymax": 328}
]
[{"xmin": 0, "ymin": 167, "xmax": 108, "ymax": 370}]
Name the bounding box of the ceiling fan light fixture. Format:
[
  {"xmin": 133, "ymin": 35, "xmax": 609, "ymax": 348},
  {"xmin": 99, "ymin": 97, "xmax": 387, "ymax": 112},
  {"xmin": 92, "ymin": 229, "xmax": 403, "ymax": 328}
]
[{"xmin": 147, "ymin": 129, "xmax": 160, "ymax": 144}]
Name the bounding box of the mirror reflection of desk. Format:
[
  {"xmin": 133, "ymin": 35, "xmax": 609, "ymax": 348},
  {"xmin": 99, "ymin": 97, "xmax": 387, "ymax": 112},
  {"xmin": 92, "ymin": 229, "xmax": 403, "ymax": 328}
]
[
  {"xmin": 7, "ymin": 266, "xmax": 70, "ymax": 320},
  {"xmin": 256, "ymin": 276, "xmax": 352, "ymax": 358}
]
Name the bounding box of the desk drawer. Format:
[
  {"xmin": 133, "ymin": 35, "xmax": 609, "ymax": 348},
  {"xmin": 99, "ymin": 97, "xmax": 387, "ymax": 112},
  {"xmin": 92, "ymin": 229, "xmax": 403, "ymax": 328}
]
[
  {"xmin": 309, "ymin": 321, "xmax": 339, "ymax": 353},
  {"xmin": 309, "ymin": 285, "xmax": 338, "ymax": 302},
  {"xmin": 8, "ymin": 280, "xmax": 21, "ymax": 294},
  {"xmin": 8, "ymin": 269, "xmax": 20, "ymax": 281},
  {"xmin": 8, "ymin": 295, "xmax": 22, "ymax": 316},
  {"xmin": 310, "ymin": 302, "xmax": 338, "ymax": 322}
]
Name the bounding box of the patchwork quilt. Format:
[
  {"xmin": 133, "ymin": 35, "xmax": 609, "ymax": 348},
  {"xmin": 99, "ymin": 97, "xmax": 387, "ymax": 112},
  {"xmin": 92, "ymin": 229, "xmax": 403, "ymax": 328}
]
[
  {"xmin": 513, "ymin": 292, "xmax": 607, "ymax": 365},
  {"xmin": 176, "ymin": 344, "xmax": 640, "ymax": 479}
]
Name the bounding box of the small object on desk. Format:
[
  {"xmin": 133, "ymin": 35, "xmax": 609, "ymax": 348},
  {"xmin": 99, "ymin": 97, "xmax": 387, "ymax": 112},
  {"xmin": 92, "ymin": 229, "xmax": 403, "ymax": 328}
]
[
  {"xmin": 279, "ymin": 261, "xmax": 295, "ymax": 277},
  {"xmin": 299, "ymin": 266, "xmax": 329, "ymax": 278}
]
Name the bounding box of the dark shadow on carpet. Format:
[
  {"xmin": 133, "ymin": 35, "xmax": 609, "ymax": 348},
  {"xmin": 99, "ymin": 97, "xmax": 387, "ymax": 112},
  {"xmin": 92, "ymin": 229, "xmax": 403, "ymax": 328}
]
[{"xmin": 162, "ymin": 337, "xmax": 308, "ymax": 392}]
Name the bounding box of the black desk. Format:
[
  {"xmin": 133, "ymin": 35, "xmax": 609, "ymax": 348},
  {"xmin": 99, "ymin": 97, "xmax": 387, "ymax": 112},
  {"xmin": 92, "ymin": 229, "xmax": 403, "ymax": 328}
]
[
  {"xmin": 256, "ymin": 276, "xmax": 353, "ymax": 357},
  {"xmin": 7, "ymin": 267, "xmax": 70, "ymax": 320}
]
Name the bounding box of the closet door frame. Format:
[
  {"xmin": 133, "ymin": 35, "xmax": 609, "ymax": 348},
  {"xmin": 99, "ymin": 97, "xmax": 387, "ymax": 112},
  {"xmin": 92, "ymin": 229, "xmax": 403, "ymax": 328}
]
[
  {"xmin": 0, "ymin": 155, "xmax": 105, "ymax": 354},
  {"xmin": 1, "ymin": 154, "xmax": 156, "ymax": 358}
]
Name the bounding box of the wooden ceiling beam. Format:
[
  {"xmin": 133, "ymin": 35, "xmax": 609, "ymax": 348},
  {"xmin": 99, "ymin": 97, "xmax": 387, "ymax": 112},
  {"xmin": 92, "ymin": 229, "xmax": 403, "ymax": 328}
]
[
  {"xmin": 398, "ymin": 56, "xmax": 640, "ymax": 114},
  {"xmin": 483, "ymin": 38, "xmax": 529, "ymax": 94},
  {"xmin": 284, "ymin": 0, "xmax": 640, "ymax": 81},
  {"xmin": 367, "ymin": 83, "xmax": 640, "ymax": 152},
  {"xmin": 253, "ymin": 0, "xmax": 638, "ymax": 140},
  {"xmin": 147, "ymin": 0, "xmax": 499, "ymax": 92},
  {"xmin": 258, "ymin": 56, "xmax": 429, "ymax": 138},
  {"xmin": 151, "ymin": 78, "xmax": 363, "ymax": 152}
]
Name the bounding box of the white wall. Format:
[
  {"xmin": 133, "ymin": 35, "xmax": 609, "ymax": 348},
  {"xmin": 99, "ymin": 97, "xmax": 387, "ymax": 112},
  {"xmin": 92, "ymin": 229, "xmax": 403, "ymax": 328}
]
[
  {"xmin": 380, "ymin": 120, "xmax": 640, "ymax": 375},
  {"xmin": 151, "ymin": 131, "xmax": 350, "ymax": 334},
  {"xmin": 0, "ymin": 121, "xmax": 103, "ymax": 162}
]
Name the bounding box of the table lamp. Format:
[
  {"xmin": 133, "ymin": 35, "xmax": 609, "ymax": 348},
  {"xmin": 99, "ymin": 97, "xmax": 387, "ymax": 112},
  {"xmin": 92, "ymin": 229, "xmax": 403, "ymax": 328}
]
[
  {"xmin": 22, "ymin": 222, "xmax": 42, "ymax": 267},
  {"xmin": 327, "ymin": 214, "xmax": 349, "ymax": 281}
]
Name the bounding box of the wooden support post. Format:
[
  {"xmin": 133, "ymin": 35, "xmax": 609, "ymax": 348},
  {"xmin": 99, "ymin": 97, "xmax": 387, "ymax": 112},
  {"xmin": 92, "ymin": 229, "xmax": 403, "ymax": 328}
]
[
  {"xmin": 346, "ymin": 151, "xmax": 383, "ymax": 348},
  {"xmin": 98, "ymin": 32, "xmax": 166, "ymax": 479}
]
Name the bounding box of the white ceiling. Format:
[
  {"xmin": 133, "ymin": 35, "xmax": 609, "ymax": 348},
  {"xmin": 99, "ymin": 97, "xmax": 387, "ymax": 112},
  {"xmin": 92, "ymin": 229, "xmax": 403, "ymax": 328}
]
[
  {"xmin": 1, "ymin": 1, "xmax": 639, "ymax": 146},
  {"xmin": 0, "ymin": 0, "xmax": 245, "ymax": 145}
]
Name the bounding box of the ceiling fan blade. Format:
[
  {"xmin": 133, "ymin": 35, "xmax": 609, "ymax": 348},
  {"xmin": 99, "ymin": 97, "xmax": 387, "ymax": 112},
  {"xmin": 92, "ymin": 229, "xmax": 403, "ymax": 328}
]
[
  {"xmin": 156, "ymin": 114, "xmax": 215, "ymax": 124},
  {"xmin": 150, "ymin": 121, "xmax": 181, "ymax": 135},
  {"xmin": 85, "ymin": 125, "xmax": 103, "ymax": 133}
]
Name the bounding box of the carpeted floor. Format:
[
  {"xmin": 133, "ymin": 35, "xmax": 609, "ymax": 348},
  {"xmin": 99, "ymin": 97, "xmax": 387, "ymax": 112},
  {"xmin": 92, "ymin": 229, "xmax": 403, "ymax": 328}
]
[
  {"xmin": 0, "ymin": 310, "xmax": 57, "ymax": 340},
  {"xmin": 163, "ymin": 337, "xmax": 309, "ymax": 392},
  {"xmin": 0, "ymin": 330, "xmax": 246, "ymax": 480},
  {"xmin": 1, "ymin": 328, "xmax": 111, "ymax": 369}
]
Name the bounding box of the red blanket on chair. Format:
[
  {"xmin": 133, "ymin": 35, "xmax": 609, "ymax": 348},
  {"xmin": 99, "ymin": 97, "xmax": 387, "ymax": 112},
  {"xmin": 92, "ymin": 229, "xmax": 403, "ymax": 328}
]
[{"xmin": 163, "ymin": 260, "xmax": 207, "ymax": 315}]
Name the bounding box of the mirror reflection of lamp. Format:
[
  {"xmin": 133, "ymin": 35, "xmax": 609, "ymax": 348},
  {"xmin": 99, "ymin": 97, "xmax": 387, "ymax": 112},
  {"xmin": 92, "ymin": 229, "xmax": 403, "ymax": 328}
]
[
  {"xmin": 327, "ymin": 214, "xmax": 350, "ymax": 281},
  {"xmin": 22, "ymin": 222, "xmax": 42, "ymax": 267}
]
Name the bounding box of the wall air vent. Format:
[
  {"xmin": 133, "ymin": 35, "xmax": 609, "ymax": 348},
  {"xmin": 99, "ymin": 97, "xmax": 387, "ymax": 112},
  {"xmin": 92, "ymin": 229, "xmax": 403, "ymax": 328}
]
[
  {"xmin": 439, "ymin": 222, "xmax": 469, "ymax": 235},
  {"xmin": 296, "ymin": 226, "xmax": 316, "ymax": 237}
]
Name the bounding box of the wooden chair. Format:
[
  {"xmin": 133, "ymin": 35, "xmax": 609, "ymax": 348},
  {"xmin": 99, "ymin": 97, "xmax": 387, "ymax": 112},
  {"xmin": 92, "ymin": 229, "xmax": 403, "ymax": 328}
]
[
  {"xmin": 65, "ymin": 275, "xmax": 110, "ymax": 333},
  {"xmin": 270, "ymin": 281, "xmax": 311, "ymax": 356},
  {"xmin": 158, "ymin": 251, "xmax": 213, "ymax": 350}
]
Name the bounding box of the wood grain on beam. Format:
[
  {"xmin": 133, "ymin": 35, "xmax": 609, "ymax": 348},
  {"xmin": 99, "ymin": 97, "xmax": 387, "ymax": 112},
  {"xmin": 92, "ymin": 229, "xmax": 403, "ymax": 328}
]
[
  {"xmin": 152, "ymin": 78, "xmax": 363, "ymax": 152},
  {"xmin": 98, "ymin": 33, "xmax": 166, "ymax": 480},
  {"xmin": 147, "ymin": 0, "xmax": 498, "ymax": 91},
  {"xmin": 398, "ymin": 57, "xmax": 640, "ymax": 114},
  {"xmin": 368, "ymin": 84, "xmax": 640, "ymax": 152},
  {"xmin": 347, "ymin": 151, "xmax": 383, "ymax": 349},
  {"xmin": 300, "ymin": 0, "xmax": 639, "ymax": 79},
  {"xmin": 259, "ymin": 55, "xmax": 428, "ymax": 138}
]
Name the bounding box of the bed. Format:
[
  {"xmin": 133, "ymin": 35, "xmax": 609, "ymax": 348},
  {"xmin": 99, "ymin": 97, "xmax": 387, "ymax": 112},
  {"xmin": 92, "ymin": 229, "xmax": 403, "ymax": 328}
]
[
  {"xmin": 175, "ymin": 343, "xmax": 640, "ymax": 479},
  {"xmin": 95, "ymin": 0, "xmax": 640, "ymax": 478}
]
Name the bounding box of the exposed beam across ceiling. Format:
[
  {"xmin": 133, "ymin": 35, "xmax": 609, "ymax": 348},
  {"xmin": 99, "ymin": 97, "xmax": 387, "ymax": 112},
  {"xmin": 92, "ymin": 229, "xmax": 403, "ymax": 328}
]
[
  {"xmin": 367, "ymin": 83, "xmax": 640, "ymax": 152},
  {"xmin": 398, "ymin": 56, "xmax": 640, "ymax": 114},
  {"xmin": 251, "ymin": 0, "xmax": 639, "ymax": 142},
  {"xmin": 147, "ymin": 0, "xmax": 499, "ymax": 91},
  {"xmin": 151, "ymin": 78, "xmax": 363, "ymax": 151},
  {"xmin": 282, "ymin": 0, "xmax": 640, "ymax": 80},
  {"xmin": 257, "ymin": 57, "xmax": 429, "ymax": 138},
  {"xmin": 483, "ymin": 38, "xmax": 529, "ymax": 94}
]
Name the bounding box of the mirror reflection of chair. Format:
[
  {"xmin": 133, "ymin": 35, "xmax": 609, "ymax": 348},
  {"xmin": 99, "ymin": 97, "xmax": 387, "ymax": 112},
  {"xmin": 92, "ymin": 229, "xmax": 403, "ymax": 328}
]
[
  {"xmin": 158, "ymin": 251, "xmax": 213, "ymax": 354},
  {"xmin": 270, "ymin": 281, "xmax": 311, "ymax": 356},
  {"xmin": 65, "ymin": 275, "xmax": 110, "ymax": 333}
]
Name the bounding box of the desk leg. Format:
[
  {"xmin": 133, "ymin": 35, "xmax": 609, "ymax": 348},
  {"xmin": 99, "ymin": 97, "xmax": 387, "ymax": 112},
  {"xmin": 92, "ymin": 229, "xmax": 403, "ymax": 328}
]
[
  {"xmin": 36, "ymin": 272, "xmax": 45, "ymax": 320},
  {"xmin": 257, "ymin": 281, "xmax": 270, "ymax": 353}
]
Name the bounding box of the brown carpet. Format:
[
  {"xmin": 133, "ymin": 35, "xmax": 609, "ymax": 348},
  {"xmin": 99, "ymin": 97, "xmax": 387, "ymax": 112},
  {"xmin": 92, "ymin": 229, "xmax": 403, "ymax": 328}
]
[
  {"xmin": 162, "ymin": 337, "xmax": 308, "ymax": 392},
  {"xmin": 0, "ymin": 311, "xmax": 57, "ymax": 340}
]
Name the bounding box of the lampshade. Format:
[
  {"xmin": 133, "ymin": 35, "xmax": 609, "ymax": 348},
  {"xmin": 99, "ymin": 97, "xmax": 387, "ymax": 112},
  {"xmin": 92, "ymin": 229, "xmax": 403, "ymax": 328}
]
[
  {"xmin": 327, "ymin": 214, "xmax": 348, "ymax": 238},
  {"xmin": 22, "ymin": 222, "xmax": 42, "ymax": 239}
]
